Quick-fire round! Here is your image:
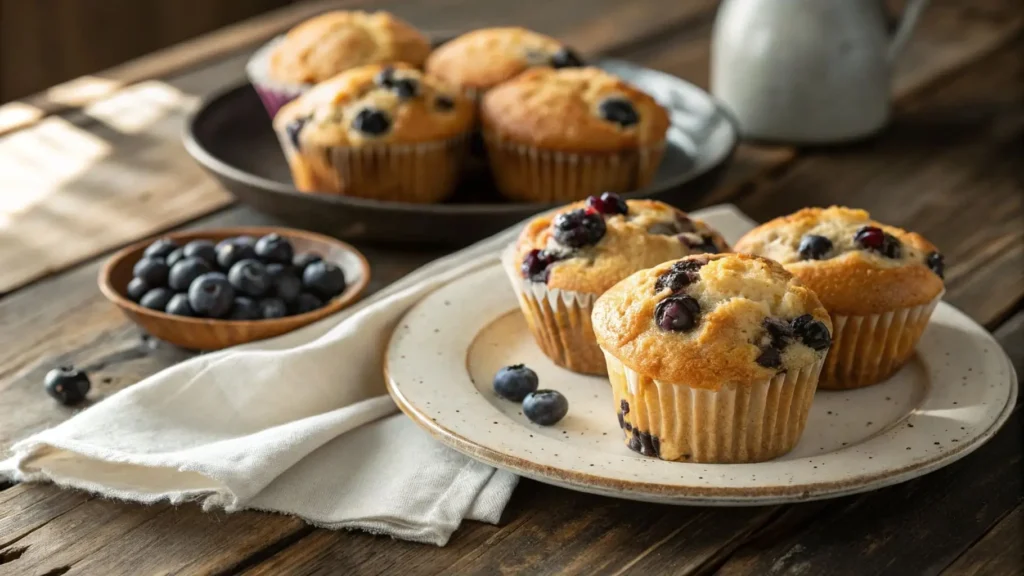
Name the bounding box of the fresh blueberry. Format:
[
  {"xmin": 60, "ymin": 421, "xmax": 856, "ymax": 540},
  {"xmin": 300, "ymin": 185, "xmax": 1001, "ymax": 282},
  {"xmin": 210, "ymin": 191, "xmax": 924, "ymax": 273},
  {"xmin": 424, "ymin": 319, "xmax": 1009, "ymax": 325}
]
[
  {"xmin": 286, "ymin": 116, "xmax": 309, "ymax": 149},
  {"xmin": 792, "ymin": 314, "xmax": 832, "ymax": 351},
  {"xmin": 164, "ymin": 293, "xmax": 195, "ymax": 317},
  {"xmin": 133, "ymin": 257, "xmax": 169, "ymax": 287},
  {"xmin": 552, "ymin": 209, "xmax": 606, "ymax": 248},
  {"xmin": 165, "ymin": 247, "xmax": 186, "ymax": 268},
  {"xmin": 234, "ymin": 235, "xmax": 258, "ymax": 248},
  {"xmin": 798, "ymin": 234, "xmax": 833, "ymax": 260},
  {"xmin": 881, "ymin": 233, "xmax": 902, "ymax": 259},
  {"xmin": 521, "ymin": 249, "xmax": 560, "ymax": 283},
  {"xmin": 678, "ymin": 233, "xmax": 721, "ymax": 254},
  {"xmin": 139, "ymin": 287, "xmax": 174, "ymax": 311},
  {"xmin": 126, "ymin": 277, "xmax": 151, "ymax": 302},
  {"xmin": 302, "ymin": 261, "xmax": 346, "ymax": 300},
  {"xmin": 44, "ymin": 366, "xmax": 91, "ymax": 405},
  {"xmin": 434, "ymin": 95, "xmax": 455, "ymax": 112},
  {"xmin": 522, "ymin": 390, "xmax": 569, "ymax": 426},
  {"xmin": 183, "ymin": 240, "xmax": 217, "ymax": 266},
  {"xmin": 216, "ymin": 242, "xmax": 258, "ymax": 270},
  {"xmin": 168, "ymin": 257, "xmax": 213, "ymax": 291},
  {"xmin": 188, "ymin": 273, "xmax": 235, "ymax": 318},
  {"xmin": 756, "ymin": 346, "xmax": 783, "ymax": 369},
  {"xmin": 228, "ymin": 259, "xmax": 270, "ymax": 297},
  {"xmin": 654, "ymin": 295, "xmax": 701, "ymax": 332},
  {"xmin": 550, "ymin": 46, "xmax": 584, "ymax": 68},
  {"xmin": 272, "ymin": 272, "xmax": 302, "ymax": 303},
  {"xmin": 597, "ymin": 97, "xmax": 639, "ymax": 127},
  {"xmin": 228, "ymin": 296, "xmax": 261, "ymax": 320},
  {"xmin": 493, "ymin": 364, "xmax": 539, "ymax": 401},
  {"xmin": 293, "ymin": 292, "xmax": 324, "ymax": 314},
  {"xmin": 927, "ymin": 251, "xmax": 945, "ymax": 279},
  {"xmin": 259, "ymin": 297, "xmax": 288, "ymax": 319},
  {"xmin": 254, "ymin": 233, "xmax": 294, "ymax": 264},
  {"xmin": 654, "ymin": 259, "xmax": 706, "ymax": 293},
  {"xmin": 143, "ymin": 238, "xmax": 178, "ymax": 259},
  {"xmin": 585, "ymin": 192, "xmax": 628, "ymax": 215},
  {"xmin": 352, "ymin": 108, "xmax": 392, "ymax": 136},
  {"xmin": 292, "ymin": 252, "xmax": 322, "ymax": 273},
  {"xmin": 763, "ymin": 317, "xmax": 794, "ymax": 347}
]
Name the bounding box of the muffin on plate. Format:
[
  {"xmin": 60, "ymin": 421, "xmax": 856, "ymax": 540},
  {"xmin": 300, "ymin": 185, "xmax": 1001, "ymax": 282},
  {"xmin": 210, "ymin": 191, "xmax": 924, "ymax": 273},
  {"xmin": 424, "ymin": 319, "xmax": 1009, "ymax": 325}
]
[
  {"xmin": 733, "ymin": 206, "xmax": 945, "ymax": 389},
  {"xmin": 273, "ymin": 63, "xmax": 475, "ymax": 202},
  {"xmin": 247, "ymin": 11, "xmax": 431, "ymax": 116},
  {"xmin": 503, "ymin": 194, "xmax": 729, "ymax": 375},
  {"xmin": 425, "ymin": 27, "xmax": 584, "ymax": 97},
  {"xmin": 482, "ymin": 67, "xmax": 670, "ymax": 203},
  {"xmin": 593, "ymin": 253, "xmax": 832, "ymax": 463}
]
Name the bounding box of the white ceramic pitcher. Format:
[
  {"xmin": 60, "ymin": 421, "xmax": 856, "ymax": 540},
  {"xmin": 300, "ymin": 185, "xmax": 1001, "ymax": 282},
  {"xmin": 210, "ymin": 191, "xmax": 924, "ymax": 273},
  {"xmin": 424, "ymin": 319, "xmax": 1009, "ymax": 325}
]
[{"xmin": 711, "ymin": 0, "xmax": 929, "ymax": 143}]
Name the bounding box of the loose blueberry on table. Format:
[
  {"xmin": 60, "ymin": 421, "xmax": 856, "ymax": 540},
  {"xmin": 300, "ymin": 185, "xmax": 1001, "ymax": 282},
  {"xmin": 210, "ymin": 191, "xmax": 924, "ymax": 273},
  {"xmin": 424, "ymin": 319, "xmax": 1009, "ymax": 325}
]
[
  {"xmin": 523, "ymin": 390, "xmax": 569, "ymax": 426},
  {"xmin": 44, "ymin": 366, "xmax": 91, "ymax": 406},
  {"xmin": 493, "ymin": 364, "xmax": 539, "ymax": 401}
]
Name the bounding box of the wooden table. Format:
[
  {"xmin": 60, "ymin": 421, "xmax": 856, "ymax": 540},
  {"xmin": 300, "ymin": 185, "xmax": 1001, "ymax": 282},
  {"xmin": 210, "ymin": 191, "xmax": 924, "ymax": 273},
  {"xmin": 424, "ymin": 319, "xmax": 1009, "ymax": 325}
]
[{"xmin": 1, "ymin": 1, "xmax": 1021, "ymax": 574}]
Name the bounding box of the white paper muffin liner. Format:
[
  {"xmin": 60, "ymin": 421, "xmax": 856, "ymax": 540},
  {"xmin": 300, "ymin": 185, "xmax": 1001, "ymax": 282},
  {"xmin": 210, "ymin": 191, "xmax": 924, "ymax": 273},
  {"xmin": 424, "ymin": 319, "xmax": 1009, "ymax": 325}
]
[
  {"xmin": 246, "ymin": 36, "xmax": 312, "ymax": 118},
  {"xmin": 483, "ymin": 131, "xmax": 665, "ymax": 203},
  {"xmin": 501, "ymin": 247, "xmax": 605, "ymax": 375},
  {"xmin": 821, "ymin": 292, "xmax": 943, "ymax": 389},
  {"xmin": 604, "ymin": 351, "xmax": 825, "ymax": 463}
]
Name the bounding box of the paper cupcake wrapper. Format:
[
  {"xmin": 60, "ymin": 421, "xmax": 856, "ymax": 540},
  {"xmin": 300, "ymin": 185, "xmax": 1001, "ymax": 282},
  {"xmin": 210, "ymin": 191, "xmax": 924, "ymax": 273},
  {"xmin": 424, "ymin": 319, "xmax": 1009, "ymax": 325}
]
[
  {"xmin": 501, "ymin": 247, "xmax": 605, "ymax": 375},
  {"xmin": 246, "ymin": 36, "xmax": 311, "ymax": 118},
  {"xmin": 820, "ymin": 293, "xmax": 943, "ymax": 390},
  {"xmin": 483, "ymin": 132, "xmax": 666, "ymax": 203},
  {"xmin": 276, "ymin": 129, "xmax": 471, "ymax": 203},
  {"xmin": 605, "ymin": 352, "xmax": 824, "ymax": 463}
]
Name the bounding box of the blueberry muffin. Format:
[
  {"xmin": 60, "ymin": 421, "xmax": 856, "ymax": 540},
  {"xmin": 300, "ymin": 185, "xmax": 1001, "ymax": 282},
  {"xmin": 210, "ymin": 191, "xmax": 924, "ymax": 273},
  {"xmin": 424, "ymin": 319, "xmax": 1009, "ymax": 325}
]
[
  {"xmin": 482, "ymin": 67, "xmax": 670, "ymax": 203},
  {"xmin": 503, "ymin": 193, "xmax": 729, "ymax": 374},
  {"xmin": 247, "ymin": 11, "xmax": 431, "ymax": 116},
  {"xmin": 592, "ymin": 253, "xmax": 832, "ymax": 463},
  {"xmin": 425, "ymin": 27, "xmax": 584, "ymax": 97},
  {"xmin": 273, "ymin": 63, "xmax": 475, "ymax": 202},
  {"xmin": 733, "ymin": 207, "xmax": 945, "ymax": 389}
]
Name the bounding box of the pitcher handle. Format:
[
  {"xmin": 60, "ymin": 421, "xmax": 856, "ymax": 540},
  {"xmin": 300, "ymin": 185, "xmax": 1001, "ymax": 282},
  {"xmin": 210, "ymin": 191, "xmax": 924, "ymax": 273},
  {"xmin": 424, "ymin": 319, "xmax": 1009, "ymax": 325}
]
[{"xmin": 888, "ymin": 0, "xmax": 930, "ymax": 63}]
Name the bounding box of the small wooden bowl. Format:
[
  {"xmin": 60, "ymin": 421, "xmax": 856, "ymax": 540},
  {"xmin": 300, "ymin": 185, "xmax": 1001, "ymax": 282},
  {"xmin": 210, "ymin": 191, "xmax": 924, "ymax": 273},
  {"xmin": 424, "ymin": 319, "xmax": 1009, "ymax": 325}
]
[{"xmin": 99, "ymin": 227, "xmax": 370, "ymax": 351}]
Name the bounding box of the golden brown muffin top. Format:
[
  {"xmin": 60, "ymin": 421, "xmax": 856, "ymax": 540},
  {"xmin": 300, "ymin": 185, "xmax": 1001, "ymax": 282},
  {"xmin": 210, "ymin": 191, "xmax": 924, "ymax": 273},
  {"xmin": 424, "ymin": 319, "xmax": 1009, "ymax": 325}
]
[
  {"xmin": 268, "ymin": 11, "xmax": 431, "ymax": 85},
  {"xmin": 593, "ymin": 254, "xmax": 833, "ymax": 389},
  {"xmin": 425, "ymin": 27, "xmax": 581, "ymax": 93},
  {"xmin": 480, "ymin": 67, "xmax": 670, "ymax": 152},
  {"xmin": 733, "ymin": 206, "xmax": 945, "ymax": 315},
  {"xmin": 274, "ymin": 63, "xmax": 475, "ymax": 147},
  {"xmin": 511, "ymin": 196, "xmax": 729, "ymax": 295}
]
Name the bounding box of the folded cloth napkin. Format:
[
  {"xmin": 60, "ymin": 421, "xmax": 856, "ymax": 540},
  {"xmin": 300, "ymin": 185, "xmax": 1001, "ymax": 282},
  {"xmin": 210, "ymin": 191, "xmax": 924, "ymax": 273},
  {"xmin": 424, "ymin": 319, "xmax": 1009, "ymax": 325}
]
[{"xmin": 1, "ymin": 204, "xmax": 754, "ymax": 546}]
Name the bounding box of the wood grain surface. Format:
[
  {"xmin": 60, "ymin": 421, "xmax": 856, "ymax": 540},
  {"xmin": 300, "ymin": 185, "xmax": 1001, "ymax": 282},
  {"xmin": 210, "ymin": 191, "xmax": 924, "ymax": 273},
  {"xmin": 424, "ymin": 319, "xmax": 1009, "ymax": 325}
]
[{"xmin": 0, "ymin": 0, "xmax": 1021, "ymax": 574}]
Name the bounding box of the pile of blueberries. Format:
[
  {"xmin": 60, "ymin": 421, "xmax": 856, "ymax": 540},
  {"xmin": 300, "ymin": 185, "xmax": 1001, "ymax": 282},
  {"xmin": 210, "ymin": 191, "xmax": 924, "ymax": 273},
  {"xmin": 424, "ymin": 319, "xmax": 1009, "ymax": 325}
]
[
  {"xmin": 492, "ymin": 364, "xmax": 568, "ymax": 426},
  {"xmin": 128, "ymin": 233, "xmax": 347, "ymax": 320}
]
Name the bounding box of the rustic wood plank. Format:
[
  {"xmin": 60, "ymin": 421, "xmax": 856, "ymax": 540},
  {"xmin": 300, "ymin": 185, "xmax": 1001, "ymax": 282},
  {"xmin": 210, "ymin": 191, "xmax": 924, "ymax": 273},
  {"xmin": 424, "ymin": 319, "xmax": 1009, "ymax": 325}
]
[
  {"xmin": 942, "ymin": 505, "xmax": 1024, "ymax": 576},
  {"xmin": 0, "ymin": 484, "xmax": 91, "ymax": 549}
]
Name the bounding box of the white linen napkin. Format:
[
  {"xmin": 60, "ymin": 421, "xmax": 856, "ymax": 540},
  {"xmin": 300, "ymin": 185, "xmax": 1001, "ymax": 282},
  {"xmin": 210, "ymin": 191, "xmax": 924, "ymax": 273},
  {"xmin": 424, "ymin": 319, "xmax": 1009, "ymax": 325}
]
[{"xmin": 1, "ymin": 204, "xmax": 755, "ymax": 546}]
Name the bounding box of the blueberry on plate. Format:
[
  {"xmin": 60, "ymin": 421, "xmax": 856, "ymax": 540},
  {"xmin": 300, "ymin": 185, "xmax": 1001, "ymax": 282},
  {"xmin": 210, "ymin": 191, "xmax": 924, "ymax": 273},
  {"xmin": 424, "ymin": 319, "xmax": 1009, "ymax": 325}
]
[
  {"xmin": 272, "ymin": 272, "xmax": 302, "ymax": 304},
  {"xmin": 168, "ymin": 257, "xmax": 213, "ymax": 291},
  {"xmin": 183, "ymin": 240, "xmax": 218, "ymax": 265},
  {"xmin": 228, "ymin": 259, "xmax": 270, "ymax": 297},
  {"xmin": 522, "ymin": 390, "xmax": 569, "ymax": 426},
  {"xmin": 143, "ymin": 238, "xmax": 178, "ymax": 259},
  {"xmin": 139, "ymin": 287, "xmax": 175, "ymax": 311},
  {"xmin": 254, "ymin": 233, "xmax": 294, "ymax": 264},
  {"xmin": 493, "ymin": 364, "xmax": 539, "ymax": 401},
  {"xmin": 229, "ymin": 296, "xmax": 261, "ymax": 320},
  {"xmin": 302, "ymin": 261, "xmax": 346, "ymax": 300},
  {"xmin": 259, "ymin": 297, "xmax": 288, "ymax": 319},
  {"xmin": 133, "ymin": 256, "xmax": 169, "ymax": 287},
  {"xmin": 188, "ymin": 273, "xmax": 235, "ymax": 318},
  {"xmin": 165, "ymin": 293, "xmax": 195, "ymax": 317},
  {"xmin": 265, "ymin": 262, "xmax": 293, "ymax": 280},
  {"xmin": 216, "ymin": 242, "xmax": 258, "ymax": 270},
  {"xmin": 292, "ymin": 252, "xmax": 322, "ymax": 273},
  {"xmin": 44, "ymin": 366, "xmax": 91, "ymax": 405},
  {"xmin": 165, "ymin": 247, "xmax": 186, "ymax": 268},
  {"xmin": 292, "ymin": 292, "xmax": 324, "ymax": 314},
  {"xmin": 126, "ymin": 277, "xmax": 150, "ymax": 302}
]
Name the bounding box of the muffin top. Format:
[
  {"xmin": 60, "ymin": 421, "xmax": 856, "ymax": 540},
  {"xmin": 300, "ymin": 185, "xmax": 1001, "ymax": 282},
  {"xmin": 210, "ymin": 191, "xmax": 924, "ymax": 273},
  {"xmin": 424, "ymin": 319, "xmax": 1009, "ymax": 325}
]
[
  {"xmin": 274, "ymin": 63, "xmax": 475, "ymax": 147},
  {"xmin": 481, "ymin": 67, "xmax": 670, "ymax": 152},
  {"xmin": 511, "ymin": 194, "xmax": 729, "ymax": 295},
  {"xmin": 425, "ymin": 27, "xmax": 584, "ymax": 93},
  {"xmin": 593, "ymin": 254, "xmax": 832, "ymax": 389},
  {"xmin": 733, "ymin": 207, "xmax": 945, "ymax": 315},
  {"xmin": 268, "ymin": 11, "xmax": 431, "ymax": 85}
]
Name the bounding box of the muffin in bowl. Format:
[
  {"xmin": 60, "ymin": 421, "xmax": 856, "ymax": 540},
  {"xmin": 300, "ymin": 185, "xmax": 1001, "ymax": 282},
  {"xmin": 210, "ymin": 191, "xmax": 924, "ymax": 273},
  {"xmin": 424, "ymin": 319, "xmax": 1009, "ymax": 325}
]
[
  {"xmin": 274, "ymin": 63, "xmax": 475, "ymax": 203},
  {"xmin": 592, "ymin": 253, "xmax": 832, "ymax": 463},
  {"xmin": 503, "ymin": 194, "xmax": 729, "ymax": 375},
  {"xmin": 482, "ymin": 67, "xmax": 670, "ymax": 203},
  {"xmin": 425, "ymin": 27, "xmax": 585, "ymax": 97},
  {"xmin": 247, "ymin": 11, "xmax": 431, "ymax": 116},
  {"xmin": 733, "ymin": 206, "xmax": 945, "ymax": 389}
]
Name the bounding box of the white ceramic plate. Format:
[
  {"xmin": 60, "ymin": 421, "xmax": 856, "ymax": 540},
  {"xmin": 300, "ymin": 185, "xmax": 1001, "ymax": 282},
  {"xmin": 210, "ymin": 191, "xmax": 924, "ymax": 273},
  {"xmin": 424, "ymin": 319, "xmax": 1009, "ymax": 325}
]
[{"xmin": 386, "ymin": 263, "xmax": 1017, "ymax": 505}]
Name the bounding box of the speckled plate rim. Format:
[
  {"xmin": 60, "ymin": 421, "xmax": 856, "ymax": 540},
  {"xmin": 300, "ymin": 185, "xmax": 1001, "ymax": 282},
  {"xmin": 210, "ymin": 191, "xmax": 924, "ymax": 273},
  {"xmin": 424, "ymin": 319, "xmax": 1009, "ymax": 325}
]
[{"xmin": 385, "ymin": 265, "xmax": 1017, "ymax": 506}]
